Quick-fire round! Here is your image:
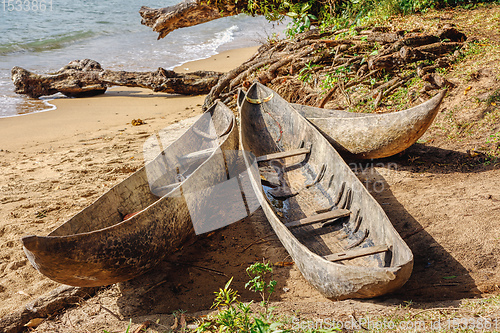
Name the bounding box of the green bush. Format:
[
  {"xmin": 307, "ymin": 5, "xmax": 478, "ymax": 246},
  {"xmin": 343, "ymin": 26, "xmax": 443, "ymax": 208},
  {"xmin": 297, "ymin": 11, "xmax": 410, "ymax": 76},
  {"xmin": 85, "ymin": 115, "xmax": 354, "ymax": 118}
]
[{"xmin": 242, "ymin": 0, "xmax": 500, "ymax": 37}]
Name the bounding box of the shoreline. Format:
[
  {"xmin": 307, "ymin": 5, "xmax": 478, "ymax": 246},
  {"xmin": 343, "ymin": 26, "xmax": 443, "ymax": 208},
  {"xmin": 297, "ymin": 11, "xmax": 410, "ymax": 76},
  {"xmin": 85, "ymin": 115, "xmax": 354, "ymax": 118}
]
[
  {"xmin": 0, "ymin": 45, "xmax": 259, "ymax": 121},
  {"xmin": 0, "ymin": 46, "xmax": 258, "ymax": 151}
]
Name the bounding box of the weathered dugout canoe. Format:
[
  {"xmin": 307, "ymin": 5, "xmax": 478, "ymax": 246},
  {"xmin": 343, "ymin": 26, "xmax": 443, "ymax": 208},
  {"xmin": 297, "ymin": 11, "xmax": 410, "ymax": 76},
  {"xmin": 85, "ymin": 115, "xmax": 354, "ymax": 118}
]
[
  {"xmin": 239, "ymin": 82, "xmax": 413, "ymax": 299},
  {"xmin": 293, "ymin": 91, "xmax": 446, "ymax": 159},
  {"xmin": 21, "ymin": 101, "xmax": 238, "ymax": 287},
  {"xmin": 237, "ymin": 89, "xmax": 446, "ymax": 159}
]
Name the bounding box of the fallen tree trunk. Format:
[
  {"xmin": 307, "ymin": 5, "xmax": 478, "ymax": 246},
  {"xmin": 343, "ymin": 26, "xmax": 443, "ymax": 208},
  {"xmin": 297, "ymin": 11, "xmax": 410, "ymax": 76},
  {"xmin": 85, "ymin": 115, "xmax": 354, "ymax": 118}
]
[
  {"xmin": 12, "ymin": 59, "xmax": 223, "ymax": 98},
  {"xmin": 140, "ymin": 1, "xmax": 224, "ymax": 40},
  {"xmin": 139, "ymin": 0, "xmax": 287, "ymax": 39}
]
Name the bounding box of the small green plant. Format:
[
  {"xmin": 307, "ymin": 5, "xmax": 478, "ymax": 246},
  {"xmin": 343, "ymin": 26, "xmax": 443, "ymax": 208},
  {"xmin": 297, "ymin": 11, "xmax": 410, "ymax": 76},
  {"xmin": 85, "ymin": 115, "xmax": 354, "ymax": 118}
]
[
  {"xmin": 195, "ymin": 264, "xmax": 282, "ymax": 333},
  {"xmin": 212, "ymin": 277, "xmax": 239, "ymax": 309},
  {"xmin": 173, "ymin": 309, "xmax": 187, "ymax": 316},
  {"xmin": 245, "ymin": 261, "xmax": 277, "ymax": 309},
  {"xmin": 198, "ymin": 277, "xmax": 254, "ymax": 332},
  {"xmin": 320, "ymin": 66, "xmax": 350, "ymax": 91},
  {"xmin": 298, "ymin": 61, "xmax": 321, "ymax": 83},
  {"xmin": 266, "ymin": 32, "xmax": 281, "ymax": 44},
  {"xmin": 320, "ymin": 72, "xmax": 338, "ymax": 91}
]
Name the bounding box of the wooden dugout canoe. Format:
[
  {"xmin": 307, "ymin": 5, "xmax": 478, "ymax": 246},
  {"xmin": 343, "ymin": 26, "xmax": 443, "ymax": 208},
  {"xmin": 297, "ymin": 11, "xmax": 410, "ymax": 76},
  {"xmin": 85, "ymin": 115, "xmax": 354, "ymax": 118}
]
[
  {"xmin": 237, "ymin": 89, "xmax": 446, "ymax": 159},
  {"xmin": 239, "ymin": 82, "xmax": 413, "ymax": 299},
  {"xmin": 294, "ymin": 91, "xmax": 446, "ymax": 159},
  {"xmin": 21, "ymin": 101, "xmax": 238, "ymax": 287}
]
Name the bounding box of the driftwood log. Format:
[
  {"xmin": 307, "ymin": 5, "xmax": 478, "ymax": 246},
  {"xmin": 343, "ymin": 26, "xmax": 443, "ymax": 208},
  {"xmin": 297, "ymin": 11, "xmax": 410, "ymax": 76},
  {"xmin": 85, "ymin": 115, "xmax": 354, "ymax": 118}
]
[
  {"xmin": 11, "ymin": 59, "xmax": 223, "ymax": 98},
  {"xmin": 0, "ymin": 286, "xmax": 99, "ymax": 333},
  {"xmin": 140, "ymin": 1, "xmax": 230, "ymax": 40}
]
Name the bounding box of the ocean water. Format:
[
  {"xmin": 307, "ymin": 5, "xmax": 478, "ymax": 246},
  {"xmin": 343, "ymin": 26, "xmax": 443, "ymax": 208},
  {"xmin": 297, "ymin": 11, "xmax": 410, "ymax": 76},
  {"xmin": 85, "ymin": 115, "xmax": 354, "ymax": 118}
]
[{"xmin": 0, "ymin": 0, "xmax": 287, "ymax": 117}]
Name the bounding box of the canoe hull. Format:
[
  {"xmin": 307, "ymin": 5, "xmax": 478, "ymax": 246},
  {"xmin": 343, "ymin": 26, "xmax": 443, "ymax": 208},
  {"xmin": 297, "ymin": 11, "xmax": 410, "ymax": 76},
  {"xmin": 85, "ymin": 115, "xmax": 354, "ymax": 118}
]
[
  {"xmin": 22, "ymin": 101, "xmax": 238, "ymax": 287},
  {"xmin": 22, "ymin": 174, "xmax": 190, "ymax": 287},
  {"xmin": 240, "ymin": 83, "xmax": 413, "ymax": 299},
  {"xmin": 258, "ymin": 199, "xmax": 413, "ymax": 299},
  {"xmin": 239, "ymin": 88, "xmax": 446, "ymax": 159},
  {"xmin": 294, "ymin": 91, "xmax": 446, "ymax": 159}
]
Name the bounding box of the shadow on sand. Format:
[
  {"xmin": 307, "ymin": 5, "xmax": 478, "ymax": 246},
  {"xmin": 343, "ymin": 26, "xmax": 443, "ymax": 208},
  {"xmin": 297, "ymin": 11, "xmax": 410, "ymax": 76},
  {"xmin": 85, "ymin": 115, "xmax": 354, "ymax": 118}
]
[
  {"xmin": 114, "ymin": 208, "xmax": 294, "ymax": 318},
  {"xmin": 380, "ymin": 143, "xmax": 500, "ymax": 174},
  {"xmin": 345, "ymin": 145, "xmax": 487, "ymax": 302},
  {"xmin": 115, "ymin": 144, "xmax": 491, "ymax": 319}
]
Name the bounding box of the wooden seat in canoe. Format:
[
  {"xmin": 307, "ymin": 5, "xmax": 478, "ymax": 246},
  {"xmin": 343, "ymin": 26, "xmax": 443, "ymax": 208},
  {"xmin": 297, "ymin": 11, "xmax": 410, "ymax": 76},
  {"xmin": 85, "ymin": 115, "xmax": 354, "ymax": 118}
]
[
  {"xmin": 257, "ymin": 147, "xmax": 311, "ymax": 163},
  {"xmin": 324, "ymin": 245, "xmax": 390, "ymax": 262},
  {"xmin": 284, "ymin": 209, "xmax": 351, "ymax": 229}
]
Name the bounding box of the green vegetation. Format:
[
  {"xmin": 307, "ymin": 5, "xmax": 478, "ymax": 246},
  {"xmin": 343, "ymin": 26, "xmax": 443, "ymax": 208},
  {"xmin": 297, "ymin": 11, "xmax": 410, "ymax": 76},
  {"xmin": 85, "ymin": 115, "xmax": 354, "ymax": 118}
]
[
  {"xmin": 244, "ymin": 0, "xmax": 500, "ymax": 37},
  {"xmin": 486, "ymin": 132, "xmax": 500, "ymax": 144},
  {"xmin": 137, "ymin": 279, "xmax": 500, "ymax": 332},
  {"xmin": 319, "ymin": 66, "xmax": 348, "ymax": 91},
  {"xmin": 194, "ymin": 263, "xmax": 281, "ymax": 332},
  {"xmin": 319, "ymin": 72, "xmax": 338, "ymax": 91},
  {"xmin": 193, "ymin": 262, "xmax": 340, "ymax": 332},
  {"xmin": 245, "ymin": 261, "xmax": 277, "ymax": 309},
  {"xmin": 453, "ymin": 40, "xmax": 500, "ymax": 71},
  {"xmin": 298, "ymin": 61, "xmax": 321, "ymax": 83},
  {"xmin": 286, "ymin": 2, "xmax": 318, "ymax": 37}
]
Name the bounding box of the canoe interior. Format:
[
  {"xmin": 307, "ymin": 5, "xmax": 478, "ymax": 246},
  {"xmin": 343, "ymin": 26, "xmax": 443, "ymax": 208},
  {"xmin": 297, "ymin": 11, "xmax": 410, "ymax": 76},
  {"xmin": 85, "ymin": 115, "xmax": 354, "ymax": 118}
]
[
  {"xmin": 49, "ymin": 103, "xmax": 233, "ymax": 237},
  {"xmin": 240, "ymin": 83, "xmax": 412, "ymax": 278}
]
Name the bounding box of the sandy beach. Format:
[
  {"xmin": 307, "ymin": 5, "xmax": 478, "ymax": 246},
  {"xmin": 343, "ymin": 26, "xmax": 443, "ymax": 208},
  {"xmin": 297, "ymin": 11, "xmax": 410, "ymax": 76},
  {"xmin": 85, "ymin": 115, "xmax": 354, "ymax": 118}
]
[
  {"xmin": 2, "ymin": 21, "xmax": 500, "ymax": 332},
  {"xmin": 0, "ymin": 46, "xmax": 258, "ymax": 319}
]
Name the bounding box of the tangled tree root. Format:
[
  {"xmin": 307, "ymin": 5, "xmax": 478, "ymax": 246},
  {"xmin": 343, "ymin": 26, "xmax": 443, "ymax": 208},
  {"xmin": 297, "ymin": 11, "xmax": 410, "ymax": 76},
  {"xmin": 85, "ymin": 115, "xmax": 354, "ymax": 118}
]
[{"xmin": 203, "ymin": 24, "xmax": 466, "ymax": 111}]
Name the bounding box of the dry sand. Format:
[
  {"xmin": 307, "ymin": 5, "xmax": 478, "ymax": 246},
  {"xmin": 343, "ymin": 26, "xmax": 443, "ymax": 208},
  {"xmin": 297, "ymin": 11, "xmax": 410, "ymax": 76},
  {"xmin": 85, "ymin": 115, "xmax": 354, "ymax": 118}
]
[
  {"xmin": 0, "ymin": 46, "xmax": 258, "ymax": 319},
  {"xmin": 1, "ymin": 37, "xmax": 500, "ymax": 333}
]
